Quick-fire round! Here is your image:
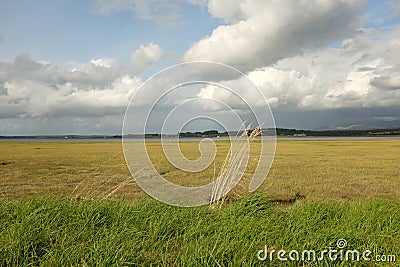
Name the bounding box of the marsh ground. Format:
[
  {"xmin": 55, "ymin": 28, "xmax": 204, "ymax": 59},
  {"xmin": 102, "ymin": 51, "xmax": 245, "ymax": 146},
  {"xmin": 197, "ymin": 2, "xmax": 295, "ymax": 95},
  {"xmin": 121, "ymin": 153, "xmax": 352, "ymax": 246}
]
[{"xmin": 1, "ymin": 140, "xmax": 399, "ymax": 202}]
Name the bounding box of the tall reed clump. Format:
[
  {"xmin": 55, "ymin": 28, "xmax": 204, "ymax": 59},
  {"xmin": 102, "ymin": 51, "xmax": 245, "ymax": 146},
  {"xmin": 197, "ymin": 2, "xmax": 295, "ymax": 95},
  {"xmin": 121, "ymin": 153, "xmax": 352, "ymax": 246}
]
[{"xmin": 210, "ymin": 123, "xmax": 261, "ymax": 208}]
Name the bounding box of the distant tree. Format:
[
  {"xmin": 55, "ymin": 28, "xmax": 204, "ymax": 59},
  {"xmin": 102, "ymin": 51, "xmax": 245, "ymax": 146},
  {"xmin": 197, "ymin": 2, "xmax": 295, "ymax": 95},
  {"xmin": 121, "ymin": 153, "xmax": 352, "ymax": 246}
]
[{"xmin": 202, "ymin": 130, "xmax": 219, "ymax": 136}]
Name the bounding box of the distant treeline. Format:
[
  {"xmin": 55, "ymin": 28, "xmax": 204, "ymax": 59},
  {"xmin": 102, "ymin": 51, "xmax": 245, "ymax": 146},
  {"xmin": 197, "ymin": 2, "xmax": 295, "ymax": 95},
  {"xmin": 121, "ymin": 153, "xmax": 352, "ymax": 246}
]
[
  {"xmin": 274, "ymin": 128, "xmax": 400, "ymax": 136},
  {"xmin": 1, "ymin": 128, "xmax": 399, "ymax": 139},
  {"xmin": 178, "ymin": 128, "xmax": 400, "ymax": 137},
  {"xmin": 178, "ymin": 130, "xmax": 229, "ymax": 138}
]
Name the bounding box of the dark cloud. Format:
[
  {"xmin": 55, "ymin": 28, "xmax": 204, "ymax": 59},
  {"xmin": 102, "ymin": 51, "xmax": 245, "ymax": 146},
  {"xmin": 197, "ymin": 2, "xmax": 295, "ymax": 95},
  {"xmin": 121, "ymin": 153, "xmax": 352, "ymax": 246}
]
[
  {"xmin": 272, "ymin": 106, "xmax": 400, "ymax": 130},
  {"xmin": 370, "ymin": 75, "xmax": 400, "ymax": 91}
]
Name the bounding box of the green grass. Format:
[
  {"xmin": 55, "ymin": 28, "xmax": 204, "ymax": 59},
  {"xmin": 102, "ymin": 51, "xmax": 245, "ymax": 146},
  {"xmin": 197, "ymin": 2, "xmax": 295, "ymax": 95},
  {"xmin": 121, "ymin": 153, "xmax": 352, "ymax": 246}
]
[
  {"xmin": 1, "ymin": 140, "xmax": 399, "ymax": 266},
  {"xmin": 0, "ymin": 195, "xmax": 398, "ymax": 266}
]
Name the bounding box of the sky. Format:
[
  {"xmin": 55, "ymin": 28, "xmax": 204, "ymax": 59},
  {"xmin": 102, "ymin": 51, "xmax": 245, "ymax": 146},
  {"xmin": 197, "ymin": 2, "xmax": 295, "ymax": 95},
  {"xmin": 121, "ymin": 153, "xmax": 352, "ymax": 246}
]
[{"xmin": 0, "ymin": 0, "xmax": 400, "ymax": 135}]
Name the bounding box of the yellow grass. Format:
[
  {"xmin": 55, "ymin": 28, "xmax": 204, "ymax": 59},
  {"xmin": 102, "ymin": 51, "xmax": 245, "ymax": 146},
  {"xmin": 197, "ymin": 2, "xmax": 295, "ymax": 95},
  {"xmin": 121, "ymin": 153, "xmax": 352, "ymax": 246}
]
[{"xmin": 1, "ymin": 140, "xmax": 399, "ymax": 202}]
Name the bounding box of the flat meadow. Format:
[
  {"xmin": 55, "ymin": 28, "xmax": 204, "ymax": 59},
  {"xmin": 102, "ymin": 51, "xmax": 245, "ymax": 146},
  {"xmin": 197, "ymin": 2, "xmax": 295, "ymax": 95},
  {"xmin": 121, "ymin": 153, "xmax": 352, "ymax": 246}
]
[{"xmin": 0, "ymin": 140, "xmax": 399, "ymax": 266}]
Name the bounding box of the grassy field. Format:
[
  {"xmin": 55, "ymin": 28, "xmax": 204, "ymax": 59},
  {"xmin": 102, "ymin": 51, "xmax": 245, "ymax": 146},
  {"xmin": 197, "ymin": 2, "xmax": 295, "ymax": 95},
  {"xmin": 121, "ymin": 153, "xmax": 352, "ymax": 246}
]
[
  {"xmin": 0, "ymin": 140, "xmax": 399, "ymax": 266},
  {"xmin": 1, "ymin": 140, "xmax": 399, "ymax": 201}
]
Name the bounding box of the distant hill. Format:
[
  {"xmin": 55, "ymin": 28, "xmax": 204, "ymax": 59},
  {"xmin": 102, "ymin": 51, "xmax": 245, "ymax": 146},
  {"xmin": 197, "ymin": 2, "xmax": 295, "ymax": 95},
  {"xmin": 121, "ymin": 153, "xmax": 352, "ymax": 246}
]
[{"xmin": 315, "ymin": 118, "xmax": 400, "ymax": 131}]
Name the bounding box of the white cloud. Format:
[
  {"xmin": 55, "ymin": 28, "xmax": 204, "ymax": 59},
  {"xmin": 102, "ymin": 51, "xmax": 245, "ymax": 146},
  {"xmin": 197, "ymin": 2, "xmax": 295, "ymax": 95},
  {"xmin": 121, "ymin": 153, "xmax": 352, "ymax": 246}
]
[
  {"xmin": 131, "ymin": 43, "xmax": 164, "ymax": 72},
  {"xmin": 207, "ymin": 0, "xmax": 246, "ymax": 23},
  {"xmin": 250, "ymin": 26, "xmax": 400, "ymax": 110},
  {"xmin": 190, "ymin": 25, "xmax": 400, "ymax": 113},
  {"xmin": 0, "ymin": 54, "xmax": 142, "ymax": 121},
  {"xmin": 58, "ymin": 58, "xmax": 125, "ymax": 87},
  {"xmin": 183, "ymin": 0, "xmax": 367, "ymax": 73},
  {"xmin": 90, "ymin": 58, "xmax": 117, "ymax": 68}
]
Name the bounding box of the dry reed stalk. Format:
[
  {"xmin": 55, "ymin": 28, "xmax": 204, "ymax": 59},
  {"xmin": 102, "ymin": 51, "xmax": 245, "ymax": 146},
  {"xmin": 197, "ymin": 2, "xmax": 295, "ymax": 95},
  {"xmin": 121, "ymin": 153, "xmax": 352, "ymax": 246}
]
[{"xmin": 210, "ymin": 123, "xmax": 261, "ymax": 208}]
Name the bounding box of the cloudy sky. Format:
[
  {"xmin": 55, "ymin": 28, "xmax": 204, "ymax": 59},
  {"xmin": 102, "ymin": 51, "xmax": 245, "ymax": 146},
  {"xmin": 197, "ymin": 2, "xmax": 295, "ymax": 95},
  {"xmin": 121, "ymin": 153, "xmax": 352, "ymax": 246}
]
[{"xmin": 1, "ymin": 0, "xmax": 400, "ymax": 135}]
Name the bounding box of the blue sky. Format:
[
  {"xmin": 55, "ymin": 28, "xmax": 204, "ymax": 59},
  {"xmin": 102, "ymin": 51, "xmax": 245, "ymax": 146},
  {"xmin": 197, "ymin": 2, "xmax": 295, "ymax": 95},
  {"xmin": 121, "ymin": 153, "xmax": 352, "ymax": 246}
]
[
  {"xmin": 366, "ymin": 0, "xmax": 400, "ymax": 27},
  {"xmin": 0, "ymin": 0, "xmax": 221, "ymax": 64},
  {"xmin": 0, "ymin": 0, "xmax": 399, "ymax": 134}
]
